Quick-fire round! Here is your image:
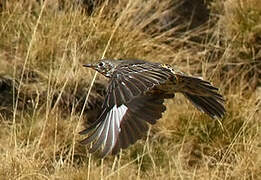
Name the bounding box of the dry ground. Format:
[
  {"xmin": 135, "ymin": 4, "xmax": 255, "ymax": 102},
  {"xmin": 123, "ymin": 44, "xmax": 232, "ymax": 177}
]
[{"xmin": 0, "ymin": 0, "xmax": 260, "ymax": 179}]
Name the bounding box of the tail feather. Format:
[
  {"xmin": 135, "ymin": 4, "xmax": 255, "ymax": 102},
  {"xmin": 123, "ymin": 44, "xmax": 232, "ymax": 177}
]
[
  {"xmin": 180, "ymin": 75, "xmax": 226, "ymax": 119},
  {"xmin": 183, "ymin": 93, "xmax": 225, "ymax": 119}
]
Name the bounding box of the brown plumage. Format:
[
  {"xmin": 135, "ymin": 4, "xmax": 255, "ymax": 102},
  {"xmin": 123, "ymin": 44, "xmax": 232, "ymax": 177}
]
[{"xmin": 80, "ymin": 59, "xmax": 226, "ymax": 157}]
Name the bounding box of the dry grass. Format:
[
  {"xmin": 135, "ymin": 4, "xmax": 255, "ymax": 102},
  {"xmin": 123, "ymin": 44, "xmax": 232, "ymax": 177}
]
[{"xmin": 0, "ymin": 0, "xmax": 260, "ymax": 179}]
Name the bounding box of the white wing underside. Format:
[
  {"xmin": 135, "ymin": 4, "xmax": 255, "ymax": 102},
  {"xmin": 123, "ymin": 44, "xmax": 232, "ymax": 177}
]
[{"xmin": 90, "ymin": 104, "xmax": 128, "ymax": 157}]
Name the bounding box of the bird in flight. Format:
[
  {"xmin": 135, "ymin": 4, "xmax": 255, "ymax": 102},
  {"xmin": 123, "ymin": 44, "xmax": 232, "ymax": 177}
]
[{"xmin": 80, "ymin": 59, "xmax": 225, "ymax": 158}]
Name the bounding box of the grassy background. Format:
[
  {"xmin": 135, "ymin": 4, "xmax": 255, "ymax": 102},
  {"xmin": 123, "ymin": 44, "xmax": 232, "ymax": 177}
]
[{"xmin": 0, "ymin": 0, "xmax": 260, "ymax": 179}]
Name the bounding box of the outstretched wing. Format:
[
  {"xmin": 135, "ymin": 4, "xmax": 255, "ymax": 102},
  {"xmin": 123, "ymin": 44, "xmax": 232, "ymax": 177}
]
[
  {"xmin": 104, "ymin": 62, "xmax": 173, "ymax": 107},
  {"xmin": 80, "ymin": 93, "xmax": 174, "ymax": 157},
  {"xmin": 79, "ymin": 62, "xmax": 174, "ymax": 157},
  {"xmin": 111, "ymin": 93, "xmax": 174, "ymax": 155}
]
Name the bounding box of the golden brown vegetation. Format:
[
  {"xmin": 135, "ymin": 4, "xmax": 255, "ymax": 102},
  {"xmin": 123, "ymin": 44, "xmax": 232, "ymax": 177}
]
[{"xmin": 0, "ymin": 0, "xmax": 260, "ymax": 179}]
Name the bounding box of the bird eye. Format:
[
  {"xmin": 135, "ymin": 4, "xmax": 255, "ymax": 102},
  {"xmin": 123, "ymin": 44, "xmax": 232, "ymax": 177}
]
[{"xmin": 98, "ymin": 62, "xmax": 105, "ymax": 67}]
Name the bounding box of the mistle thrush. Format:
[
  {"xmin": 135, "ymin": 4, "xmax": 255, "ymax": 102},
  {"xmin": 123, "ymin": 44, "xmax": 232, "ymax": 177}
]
[{"xmin": 80, "ymin": 59, "xmax": 226, "ymax": 157}]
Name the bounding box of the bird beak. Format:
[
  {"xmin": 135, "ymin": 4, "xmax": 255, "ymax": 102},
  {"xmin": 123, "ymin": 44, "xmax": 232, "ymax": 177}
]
[{"xmin": 83, "ymin": 64, "xmax": 95, "ymax": 68}]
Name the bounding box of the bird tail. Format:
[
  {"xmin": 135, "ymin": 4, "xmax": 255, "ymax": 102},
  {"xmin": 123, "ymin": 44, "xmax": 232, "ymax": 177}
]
[{"xmin": 178, "ymin": 75, "xmax": 225, "ymax": 119}]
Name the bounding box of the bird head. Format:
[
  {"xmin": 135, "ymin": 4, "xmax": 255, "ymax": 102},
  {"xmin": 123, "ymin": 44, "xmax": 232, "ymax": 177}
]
[{"xmin": 83, "ymin": 59, "xmax": 120, "ymax": 78}]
